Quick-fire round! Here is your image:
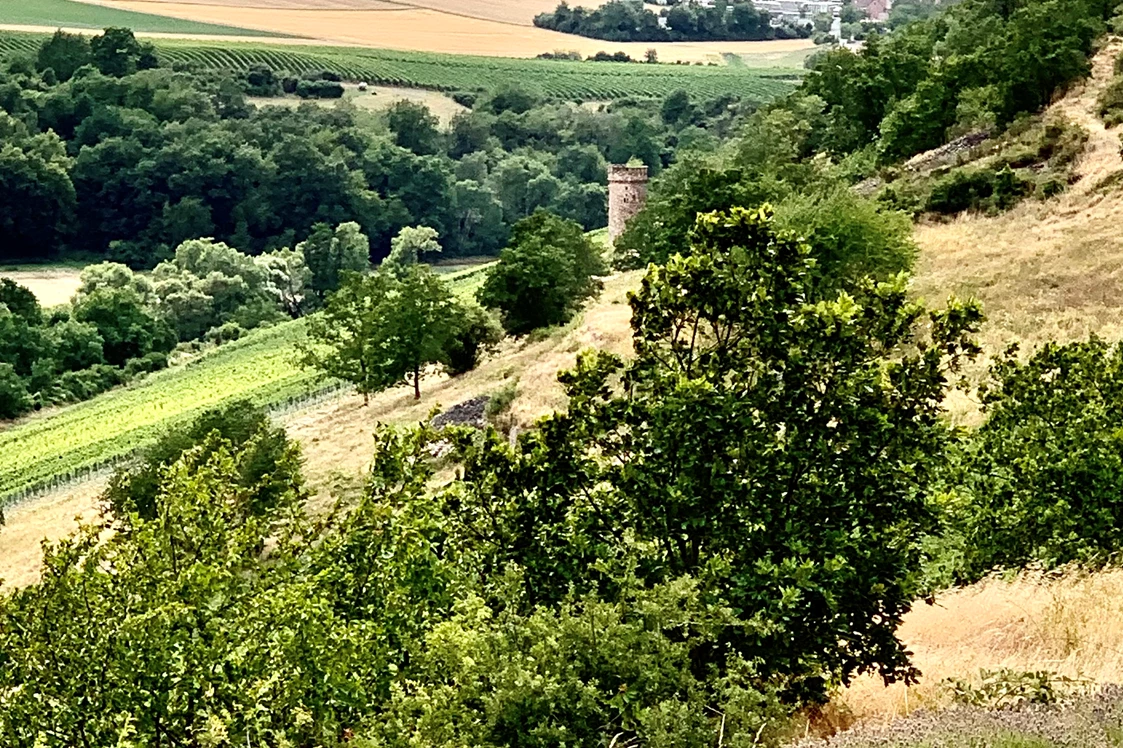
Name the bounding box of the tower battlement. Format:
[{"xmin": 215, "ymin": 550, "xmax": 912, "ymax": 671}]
[{"xmin": 607, "ymin": 164, "xmax": 649, "ymax": 243}]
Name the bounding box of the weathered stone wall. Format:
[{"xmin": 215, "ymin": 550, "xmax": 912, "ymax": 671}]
[{"xmin": 608, "ymin": 165, "xmax": 649, "ymax": 243}]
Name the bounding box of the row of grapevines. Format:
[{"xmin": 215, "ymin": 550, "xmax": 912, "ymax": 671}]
[
  {"xmin": 0, "ymin": 31, "xmax": 800, "ymax": 101},
  {"xmin": 0, "ymin": 267, "xmax": 493, "ymax": 507}
]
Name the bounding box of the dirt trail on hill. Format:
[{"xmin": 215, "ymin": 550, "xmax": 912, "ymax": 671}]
[{"xmin": 1053, "ymin": 38, "xmax": 1123, "ymax": 197}]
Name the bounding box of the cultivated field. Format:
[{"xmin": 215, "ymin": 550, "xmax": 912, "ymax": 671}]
[
  {"xmin": 0, "ymin": 267, "xmax": 83, "ymax": 308},
  {"xmin": 0, "ymin": 265, "xmax": 490, "ymax": 510},
  {"xmin": 0, "ymin": 0, "xmax": 276, "ymax": 35},
  {"xmin": 66, "ymin": 0, "xmax": 816, "ymax": 62},
  {"xmin": 0, "ymin": 30, "xmax": 804, "ymax": 100},
  {"xmin": 251, "ymin": 83, "xmax": 469, "ymax": 124}
]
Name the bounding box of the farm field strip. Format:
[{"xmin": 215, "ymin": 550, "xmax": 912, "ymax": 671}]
[
  {"xmin": 0, "ymin": 266, "xmax": 490, "ymax": 508},
  {"xmin": 62, "ymin": 0, "xmax": 814, "ymax": 62},
  {"xmin": 0, "ymin": 0, "xmax": 280, "ymax": 35},
  {"xmin": 0, "ymin": 31, "xmax": 800, "ymax": 101}
]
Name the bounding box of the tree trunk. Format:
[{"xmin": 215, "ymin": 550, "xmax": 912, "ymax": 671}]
[{"xmin": 413, "ymin": 367, "xmax": 421, "ymax": 400}]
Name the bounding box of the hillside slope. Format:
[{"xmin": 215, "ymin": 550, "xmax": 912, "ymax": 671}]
[{"xmin": 912, "ymin": 38, "xmax": 1123, "ymax": 363}]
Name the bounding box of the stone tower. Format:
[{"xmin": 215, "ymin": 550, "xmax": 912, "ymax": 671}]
[{"xmin": 607, "ymin": 164, "xmax": 649, "ymax": 243}]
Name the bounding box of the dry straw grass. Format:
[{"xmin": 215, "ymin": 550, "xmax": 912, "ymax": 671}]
[
  {"xmin": 0, "ymin": 268, "xmax": 83, "ymax": 308},
  {"xmin": 840, "ymin": 569, "xmax": 1123, "ymax": 724}
]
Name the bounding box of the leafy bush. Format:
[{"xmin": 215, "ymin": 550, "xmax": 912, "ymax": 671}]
[
  {"xmin": 926, "ymin": 168, "xmax": 997, "ymax": 214},
  {"xmin": 1099, "ymin": 73, "xmax": 1123, "ymax": 126},
  {"xmin": 0, "ymin": 362, "xmax": 31, "ymax": 418},
  {"xmin": 477, "ymin": 211, "xmax": 606, "ymax": 335},
  {"xmin": 104, "ymin": 399, "xmax": 301, "ymax": 520},
  {"xmin": 443, "ymin": 302, "xmax": 503, "ymax": 376},
  {"xmin": 946, "ymin": 339, "xmax": 1123, "ymax": 581},
  {"xmin": 54, "ymin": 363, "xmax": 123, "ymax": 403}
]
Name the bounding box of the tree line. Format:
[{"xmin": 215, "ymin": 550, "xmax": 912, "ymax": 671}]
[
  {"xmin": 0, "ymin": 28, "xmax": 752, "ymax": 267},
  {"xmin": 535, "ymin": 0, "xmax": 811, "ymax": 43}
]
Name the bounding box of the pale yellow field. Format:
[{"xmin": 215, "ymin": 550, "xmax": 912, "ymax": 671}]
[
  {"xmin": 251, "ymin": 83, "xmax": 469, "ymax": 125},
  {"xmin": 839, "ymin": 569, "xmax": 1123, "ymax": 725},
  {"xmin": 1, "ymin": 268, "xmax": 83, "ymax": 308},
  {"xmin": 77, "ymin": 0, "xmax": 815, "ymax": 61}
]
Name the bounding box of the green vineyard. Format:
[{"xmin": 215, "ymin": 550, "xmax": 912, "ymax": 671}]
[
  {"xmin": 0, "ymin": 266, "xmax": 492, "ymax": 508},
  {"xmin": 0, "ymin": 31, "xmax": 802, "ymax": 101}
]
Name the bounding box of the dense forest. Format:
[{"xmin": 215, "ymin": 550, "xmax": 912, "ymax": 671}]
[
  {"xmin": 534, "ymin": 0, "xmax": 810, "ymax": 43},
  {"xmin": 0, "ymin": 28, "xmax": 751, "ymax": 267},
  {"xmin": 3, "ymin": 0, "xmax": 1123, "ymax": 744}
]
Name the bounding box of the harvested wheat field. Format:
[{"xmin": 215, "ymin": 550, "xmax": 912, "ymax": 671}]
[
  {"xmin": 0, "ymin": 267, "xmax": 84, "ymax": 308},
  {"xmin": 75, "ymin": 0, "xmax": 814, "ymax": 61}
]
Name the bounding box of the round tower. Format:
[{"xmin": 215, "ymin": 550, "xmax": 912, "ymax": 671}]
[{"xmin": 607, "ymin": 164, "xmax": 649, "ymax": 243}]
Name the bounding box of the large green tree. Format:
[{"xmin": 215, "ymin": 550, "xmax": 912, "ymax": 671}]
[
  {"xmin": 452, "ymin": 207, "xmax": 983, "ymax": 700},
  {"xmin": 302, "ymin": 267, "xmax": 462, "ymax": 401},
  {"xmin": 477, "ymin": 211, "xmax": 605, "ymax": 335}
]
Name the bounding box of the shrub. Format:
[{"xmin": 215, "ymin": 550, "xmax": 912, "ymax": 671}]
[
  {"xmin": 946, "ymin": 339, "xmax": 1123, "ymax": 581},
  {"xmin": 204, "ymin": 321, "xmax": 245, "ymax": 345},
  {"xmin": 442, "ymin": 302, "xmax": 503, "ymax": 376},
  {"xmin": 477, "ymin": 211, "xmax": 606, "ymax": 335},
  {"xmin": 54, "ymin": 364, "xmax": 123, "ymax": 403},
  {"xmin": 104, "ymin": 400, "xmax": 302, "ymax": 520},
  {"xmin": 123, "ymin": 350, "xmax": 169, "ymax": 377},
  {"xmin": 0, "ymin": 363, "xmax": 31, "ymax": 419},
  {"xmin": 450, "ymin": 90, "xmax": 478, "ymax": 108},
  {"xmin": 926, "ymin": 168, "xmax": 996, "ymax": 214}
]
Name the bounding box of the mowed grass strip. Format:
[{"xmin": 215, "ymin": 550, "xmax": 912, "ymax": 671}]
[
  {"xmin": 0, "ymin": 267, "xmax": 492, "ymax": 506},
  {"xmin": 0, "ymin": 30, "xmax": 802, "ymax": 101},
  {"xmin": 0, "ymin": 0, "xmax": 282, "ymax": 35}
]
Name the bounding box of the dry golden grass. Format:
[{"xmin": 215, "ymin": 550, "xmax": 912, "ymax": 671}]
[
  {"xmin": 911, "ymin": 39, "xmax": 1123, "ymax": 423},
  {"xmin": 0, "ymin": 480, "xmax": 105, "ymax": 589},
  {"xmin": 287, "ymin": 270, "xmax": 639, "ymax": 495},
  {"xmin": 0, "ymin": 268, "xmax": 83, "ymax": 308},
  {"xmin": 840, "ymin": 569, "xmax": 1123, "ymax": 724},
  {"xmin": 75, "ymin": 0, "xmax": 815, "ymax": 61}
]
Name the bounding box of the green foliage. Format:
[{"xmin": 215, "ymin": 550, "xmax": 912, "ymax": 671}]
[
  {"xmin": 534, "ymin": 0, "xmax": 808, "ymax": 43},
  {"xmin": 73, "ymin": 287, "xmax": 175, "ymax": 367},
  {"xmin": 477, "ymin": 211, "xmax": 605, "ymax": 335},
  {"xmin": 945, "ymin": 339, "xmax": 1123, "ymax": 581},
  {"xmin": 457, "ymin": 207, "xmax": 983, "ymax": 701},
  {"xmin": 34, "ymin": 30, "xmax": 90, "ymax": 82},
  {"xmin": 386, "ymin": 99, "xmax": 442, "ymax": 156},
  {"xmin": 383, "ymin": 225, "xmax": 442, "ymax": 277},
  {"xmin": 104, "ymin": 399, "xmax": 301, "ymax": 520},
  {"xmin": 803, "ymin": 0, "xmax": 1108, "ymax": 163},
  {"xmin": 89, "ymin": 27, "xmax": 156, "ymax": 78},
  {"xmin": 302, "ymin": 267, "xmax": 464, "ymax": 400},
  {"xmin": 443, "ymin": 302, "xmax": 503, "ymax": 376},
  {"xmin": 0, "ymin": 110, "xmax": 75, "ymax": 262},
  {"xmin": 0, "ymin": 362, "xmax": 31, "ymax": 419},
  {"xmin": 945, "ymin": 669, "xmax": 1085, "ymax": 709},
  {"xmin": 299, "ymin": 222, "xmax": 372, "ymax": 302}
]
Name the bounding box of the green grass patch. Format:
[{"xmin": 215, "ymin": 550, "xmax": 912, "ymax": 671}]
[
  {"xmin": 0, "ymin": 30, "xmax": 802, "ymax": 101},
  {"xmin": 0, "ymin": 0, "xmax": 281, "ymax": 36}
]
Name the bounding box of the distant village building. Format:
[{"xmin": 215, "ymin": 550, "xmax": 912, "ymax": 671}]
[
  {"xmin": 855, "ymin": 0, "xmax": 890, "ymax": 21},
  {"xmin": 608, "ymin": 165, "xmax": 649, "ymax": 243}
]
